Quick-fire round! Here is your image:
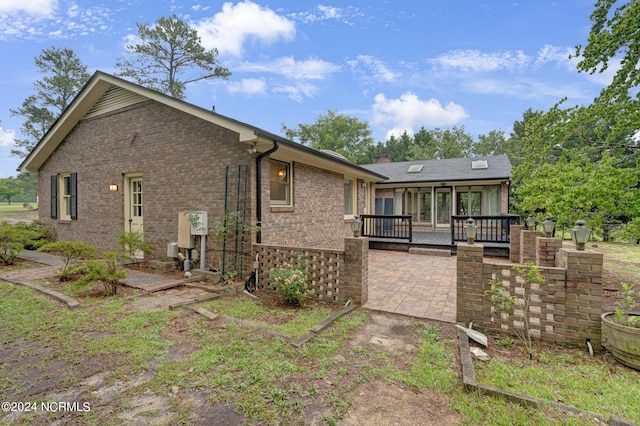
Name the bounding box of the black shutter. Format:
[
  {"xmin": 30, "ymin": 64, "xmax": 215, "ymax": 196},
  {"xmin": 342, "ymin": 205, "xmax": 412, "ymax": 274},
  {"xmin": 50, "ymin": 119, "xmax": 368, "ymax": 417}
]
[
  {"xmin": 70, "ymin": 172, "xmax": 78, "ymax": 220},
  {"xmin": 50, "ymin": 175, "xmax": 58, "ymax": 219}
]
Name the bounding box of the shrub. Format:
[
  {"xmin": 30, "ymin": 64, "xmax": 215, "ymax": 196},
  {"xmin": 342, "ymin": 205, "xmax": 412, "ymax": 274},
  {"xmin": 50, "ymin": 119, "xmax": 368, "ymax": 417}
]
[
  {"xmin": 614, "ymin": 283, "xmax": 640, "ymax": 327},
  {"xmin": 0, "ymin": 221, "xmax": 43, "ymax": 265},
  {"xmin": 37, "ymin": 240, "xmax": 98, "ymax": 279},
  {"xmin": 75, "ymin": 252, "xmax": 127, "ymax": 296},
  {"xmin": 14, "ymin": 220, "xmax": 51, "ymax": 250},
  {"xmin": 116, "ymin": 231, "xmax": 152, "ymax": 266},
  {"xmin": 269, "ymin": 264, "xmax": 308, "ymax": 306}
]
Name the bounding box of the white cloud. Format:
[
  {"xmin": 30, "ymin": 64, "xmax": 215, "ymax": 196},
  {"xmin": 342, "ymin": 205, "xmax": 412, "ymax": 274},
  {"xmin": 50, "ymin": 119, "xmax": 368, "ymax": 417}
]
[
  {"xmin": 0, "ymin": 127, "xmax": 16, "ymax": 148},
  {"xmin": 273, "ymin": 82, "xmax": 318, "ymax": 102},
  {"xmin": 238, "ymin": 56, "xmax": 340, "ymax": 80},
  {"xmin": 227, "ymin": 78, "xmax": 267, "ymax": 95},
  {"xmin": 534, "ymin": 44, "xmax": 576, "ymax": 70},
  {"xmin": 290, "ymin": 4, "xmax": 345, "ymax": 24},
  {"xmin": 347, "ymin": 55, "xmax": 400, "ymax": 83},
  {"xmin": 195, "ymin": 1, "xmax": 295, "ymax": 57},
  {"xmin": 191, "ymin": 4, "xmax": 210, "ymax": 12},
  {"xmin": 372, "ymin": 92, "xmax": 468, "ymax": 137},
  {"xmin": 0, "ymin": 1, "xmax": 112, "ymax": 40},
  {"xmin": 0, "ymin": 0, "xmax": 57, "ymax": 16},
  {"xmin": 429, "ymin": 49, "xmax": 530, "ymax": 72}
]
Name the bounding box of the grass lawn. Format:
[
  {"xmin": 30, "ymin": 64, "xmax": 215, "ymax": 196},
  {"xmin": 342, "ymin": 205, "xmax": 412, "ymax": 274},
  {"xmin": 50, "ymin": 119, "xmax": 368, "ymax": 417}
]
[
  {"xmin": 591, "ymin": 241, "xmax": 640, "ymax": 286},
  {"xmin": 1, "ymin": 235, "xmax": 639, "ymax": 424},
  {"xmin": 0, "ymin": 202, "xmax": 38, "ymax": 213},
  {"xmin": 474, "ymin": 341, "xmax": 640, "ymax": 423},
  {"xmin": 0, "ymin": 276, "xmax": 617, "ymax": 425}
]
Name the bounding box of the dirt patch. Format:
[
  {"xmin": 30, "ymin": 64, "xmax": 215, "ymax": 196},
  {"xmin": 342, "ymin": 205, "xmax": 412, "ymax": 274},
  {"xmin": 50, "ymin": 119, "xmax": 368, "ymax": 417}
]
[
  {"xmin": 0, "ymin": 210, "xmax": 39, "ymax": 224},
  {"xmin": 343, "ymin": 380, "xmax": 461, "ymax": 426},
  {"xmin": 0, "ymin": 337, "xmax": 116, "ymax": 400},
  {"xmin": 349, "ymin": 312, "xmax": 421, "ymax": 353},
  {"xmin": 0, "ymin": 257, "xmax": 42, "ymax": 271}
]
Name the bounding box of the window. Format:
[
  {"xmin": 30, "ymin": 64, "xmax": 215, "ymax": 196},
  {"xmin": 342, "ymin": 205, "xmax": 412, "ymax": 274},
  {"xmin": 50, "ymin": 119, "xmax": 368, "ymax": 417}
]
[
  {"xmin": 270, "ymin": 160, "xmax": 291, "ymax": 205},
  {"xmin": 344, "ymin": 178, "xmax": 354, "ymax": 215},
  {"xmin": 51, "ymin": 172, "xmax": 77, "ymax": 220},
  {"xmin": 421, "ymin": 191, "xmax": 432, "ymax": 222},
  {"xmin": 485, "ymin": 185, "xmax": 501, "ymax": 215},
  {"xmin": 455, "ymin": 185, "xmax": 501, "ymax": 215},
  {"xmin": 61, "ymin": 173, "xmax": 72, "ymax": 219},
  {"xmin": 457, "ymin": 191, "xmax": 481, "ymax": 215}
]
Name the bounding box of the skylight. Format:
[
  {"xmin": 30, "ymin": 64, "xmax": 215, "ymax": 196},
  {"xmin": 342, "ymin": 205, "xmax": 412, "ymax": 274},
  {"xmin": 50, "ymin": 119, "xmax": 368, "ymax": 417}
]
[
  {"xmin": 471, "ymin": 160, "xmax": 488, "ymax": 169},
  {"xmin": 407, "ymin": 164, "xmax": 423, "ymax": 173}
]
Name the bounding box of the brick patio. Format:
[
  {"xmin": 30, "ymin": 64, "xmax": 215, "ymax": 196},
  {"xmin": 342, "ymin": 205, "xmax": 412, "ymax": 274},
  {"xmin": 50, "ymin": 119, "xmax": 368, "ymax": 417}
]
[{"xmin": 364, "ymin": 250, "xmax": 457, "ymax": 323}]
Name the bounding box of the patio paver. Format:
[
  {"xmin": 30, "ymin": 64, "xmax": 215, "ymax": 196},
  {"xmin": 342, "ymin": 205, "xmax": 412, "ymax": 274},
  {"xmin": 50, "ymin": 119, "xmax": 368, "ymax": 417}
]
[{"xmin": 364, "ymin": 250, "xmax": 457, "ymax": 323}]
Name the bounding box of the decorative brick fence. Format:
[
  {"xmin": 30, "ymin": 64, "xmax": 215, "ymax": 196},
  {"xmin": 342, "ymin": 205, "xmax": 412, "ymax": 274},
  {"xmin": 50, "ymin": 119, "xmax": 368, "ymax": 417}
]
[
  {"xmin": 254, "ymin": 237, "xmax": 368, "ymax": 305},
  {"xmin": 457, "ymin": 226, "xmax": 603, "ymax": 348}
]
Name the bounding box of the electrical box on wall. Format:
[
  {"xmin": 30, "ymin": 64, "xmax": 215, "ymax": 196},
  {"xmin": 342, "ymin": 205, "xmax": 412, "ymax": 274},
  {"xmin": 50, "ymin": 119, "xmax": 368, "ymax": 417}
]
[
  {"xmin": 167, "ymin": 242, "xmax": 179, "ymax": 258},
  {"xmin": 177, "ymin": 212, "xmax": 195, "ymax": 248},
  {"xmin": 189, "ymin": 211, "xmax": 208, "ymax": 235}
]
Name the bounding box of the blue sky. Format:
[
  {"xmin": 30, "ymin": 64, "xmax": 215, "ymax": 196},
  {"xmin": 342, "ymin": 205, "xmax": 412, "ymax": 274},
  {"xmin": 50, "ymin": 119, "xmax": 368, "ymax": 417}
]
[{"xmin": 0, "ymin": 0, "xmax": 613, "ymax": 177}]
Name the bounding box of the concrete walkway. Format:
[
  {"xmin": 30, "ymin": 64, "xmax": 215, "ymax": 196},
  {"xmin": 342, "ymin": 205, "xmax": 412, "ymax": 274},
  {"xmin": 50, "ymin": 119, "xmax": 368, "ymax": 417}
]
[
  {"xmin": 5, "ymin": 251, "xmax": 216, "ymax": 311},
  {"xmin": 364, "ymin": 250, "xmax": 457, "ymax": 323}
]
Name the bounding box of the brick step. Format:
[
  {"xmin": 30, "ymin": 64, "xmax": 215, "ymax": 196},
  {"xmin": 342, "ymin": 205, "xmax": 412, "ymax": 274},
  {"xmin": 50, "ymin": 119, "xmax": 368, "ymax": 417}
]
[{"xmin": 408, "ymin": 247, "xmax": 452, "ymax": 257}]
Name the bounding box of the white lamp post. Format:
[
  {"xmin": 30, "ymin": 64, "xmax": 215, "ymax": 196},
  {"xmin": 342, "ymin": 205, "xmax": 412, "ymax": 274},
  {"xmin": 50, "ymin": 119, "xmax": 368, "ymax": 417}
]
[
  {"xmin": 351, "ymin": 216, "xmax": 362, "ymax": 237},
  {"xmin": 541, "ymin": 216, "xmax": 555, "ymax": 237},
  {"xmin": 571, "ymin": 220, "xmax": 592, "ymax": 251},
  {"xmin": 464, "ymin": 218, "xmax": 477, "ymax": 245}
]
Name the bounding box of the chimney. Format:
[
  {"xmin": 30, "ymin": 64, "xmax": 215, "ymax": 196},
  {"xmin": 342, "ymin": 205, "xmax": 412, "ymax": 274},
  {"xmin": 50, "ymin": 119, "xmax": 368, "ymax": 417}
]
[{"xmin": 372, "ymin": 154, "xmax": 392, "ymax": 164}]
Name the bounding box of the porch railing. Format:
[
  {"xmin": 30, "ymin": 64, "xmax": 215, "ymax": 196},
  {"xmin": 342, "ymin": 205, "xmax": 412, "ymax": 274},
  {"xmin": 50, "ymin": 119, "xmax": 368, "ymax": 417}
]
[
  {"xmin": 450, "ymin": 215, "xmax": 521, "ymax": 244},
  {"xmin": 361, "ymin": 214, "xmax": 412, "ymax": 242}
]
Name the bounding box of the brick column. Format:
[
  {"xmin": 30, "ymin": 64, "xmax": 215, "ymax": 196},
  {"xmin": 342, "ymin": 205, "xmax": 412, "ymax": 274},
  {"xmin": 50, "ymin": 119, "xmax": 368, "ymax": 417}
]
[
  {"xmin": 520, "ymin": 230, "xmax": 538, "ymax": 264},
  {"xmin": 557, "ymin": 248, "xmax": 604, "ymax": 348},
  {"xmin": 456, "ymin": 243, "xmax": 484, "ymax": 325},
  {"xmin": 535, "ymin": 237, "xmax": 562, "ymax": 267},
  {"xmin": 342, "ymin": 237, "xmax": 368, "ymax": 305},
  {"xmin": 510, "ymin": 225, "xmax": 523, "ymax": 262}
]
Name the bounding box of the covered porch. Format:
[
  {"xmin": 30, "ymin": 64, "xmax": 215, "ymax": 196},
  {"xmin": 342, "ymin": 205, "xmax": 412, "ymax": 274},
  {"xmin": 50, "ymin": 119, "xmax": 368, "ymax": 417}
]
[{"xmin": 361, "ymin": 214, "xmax": 520, "ymax": 257}]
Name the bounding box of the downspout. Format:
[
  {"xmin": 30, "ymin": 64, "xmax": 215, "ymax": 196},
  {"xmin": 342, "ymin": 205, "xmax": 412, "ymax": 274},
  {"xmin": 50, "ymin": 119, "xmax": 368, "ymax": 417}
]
[{"xmin": 255, "ymin": 140, "xmax": 279, "ymax": 243}]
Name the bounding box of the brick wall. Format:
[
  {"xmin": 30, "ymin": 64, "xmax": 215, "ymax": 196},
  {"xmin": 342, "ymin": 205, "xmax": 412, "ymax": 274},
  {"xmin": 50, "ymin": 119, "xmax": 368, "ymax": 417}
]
[
  {"xmin": 520, "ymin": 230, "xmax": 538, "ymax": 264},
  {"xmin": 510, "ymin": 225, "xmax": 523, "ymax": 262},
  {"xmin": 255, "ymin": 237, "xmax": 368, "ymax": 305},
  {"xmin": 500, "ymin": 181, "xmax": 509, "ymax": 214},
  {"xmin": 457, "ymin": 239, "xmax": 604, "ymax": 347},
  {"xmin": 39, "ymin": 101, "xmax": 255, "ymax": 263},
  {"xmin": 536, "ymin": 237, "xmax": 562, "ymax": 267},
  {"xmin": 260, "ymin": 160, "xmax": 358, "ymax": 250},
  {"xmin": 39, "ymin": 99, "xmax": 371, "ymax": 277}
]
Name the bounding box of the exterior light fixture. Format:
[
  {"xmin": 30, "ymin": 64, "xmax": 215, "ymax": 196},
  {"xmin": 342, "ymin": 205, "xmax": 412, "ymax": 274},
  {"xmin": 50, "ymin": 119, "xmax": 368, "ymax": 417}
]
[
  {"xmin": 464, "ymin": 218, "xmax": 477, "ymax": 245},
  {"xmin": 525, "ymin": 214, "xmax": 536, "ymax": 231},
  {"xmin": 351, "ymin": 216, "xmax": 362, "ymax": 237},
  {"xmin": 541, "ymin": 216, "xmax": 555, "ymax": 237},
  {"xmin": 247, "ymin": 142, "xmax": 257, "ymax": 154},
  {"xmin": 109, "ymin": 184, "xmax": 118, "ymax": 191},
  {"xmin": 570, "ymin": 220, "xmax": 591, "ymax": 251}
]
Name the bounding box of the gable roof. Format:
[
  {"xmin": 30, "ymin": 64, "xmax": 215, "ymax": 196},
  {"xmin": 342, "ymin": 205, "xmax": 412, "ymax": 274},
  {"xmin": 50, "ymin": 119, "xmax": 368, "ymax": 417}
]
[
  {"xmin": 361, "ymin": 155, "xmax": 511, "ymax": 184},
  {"xmin": 18, "ymin": 71, "xmax": 386, "ymax": 181}
]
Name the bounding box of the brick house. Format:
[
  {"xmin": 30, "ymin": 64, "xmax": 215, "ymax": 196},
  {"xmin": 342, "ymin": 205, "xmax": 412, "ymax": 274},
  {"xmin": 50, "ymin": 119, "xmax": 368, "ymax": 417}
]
[
  {"xmin": 18, "ymin": 72, "xmax": 386, "ymax": 275},
  {"xmin": 361, "ymin": 154, "xmax": 511, "ymax": 232}
]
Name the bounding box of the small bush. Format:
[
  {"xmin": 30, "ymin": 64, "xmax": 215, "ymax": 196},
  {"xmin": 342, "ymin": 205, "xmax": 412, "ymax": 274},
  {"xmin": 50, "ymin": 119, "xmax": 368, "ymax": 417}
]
[
  {"xmin": 37, "ymin": 240, "xmax": 98, "ymax": 278},
  {"xmin": 615, "ymin": 283, "xmax": 640, "ymax": 327},
  {"xmin": 116, "ymin": 231, "xmax": 152, "ymax": 266},
  {"xmin": 75, "ymin": 252, "xmax": 127, "ymax": 296},
  {"xmin": 14, "ymin": 221, "xmax": 51, "ymax": 250},
  {"xmin": 269, "ymin": 264, "xmax": 308, "ymax": 306},
  {"xmin": 0, "ymin": 221, "xmax": 44, "ymax": 265}
]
